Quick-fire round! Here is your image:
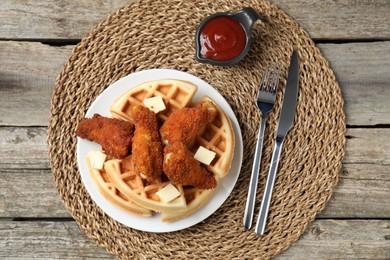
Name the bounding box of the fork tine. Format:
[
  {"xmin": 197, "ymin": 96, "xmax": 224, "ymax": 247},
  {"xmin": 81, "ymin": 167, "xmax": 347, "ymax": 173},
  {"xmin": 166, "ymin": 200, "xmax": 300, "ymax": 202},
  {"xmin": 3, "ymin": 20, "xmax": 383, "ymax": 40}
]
[
  {"xmin": 259, "ymin": 65, "xmax": 268, "ymax": 91},
  {"xmin": 267, "ymin": 66, "xmax": 276, "ymax": 92},
  {"xmin": 271, "ymin": 64, "xmax": 282, "ymax": 93},
  {"xmin": 259, "ymin": 64, "xmax": 280, "ymax": 94}
]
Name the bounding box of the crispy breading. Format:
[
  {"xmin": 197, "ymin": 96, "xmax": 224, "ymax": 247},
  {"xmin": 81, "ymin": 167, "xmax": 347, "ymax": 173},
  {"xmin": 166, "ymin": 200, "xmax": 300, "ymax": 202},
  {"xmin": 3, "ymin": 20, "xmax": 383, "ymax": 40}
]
[
  {"xmin": 160, "ymin": 101, "xmax": 217, "ymax": 146},
  {"xmin": 76, "ymin": 114, "xmax": 134, "ymax": 158},
  {"xmin": 130, "ymin": 105, "xmax": 163, "ymax": 182},
  {"xmin": 163, "ymin": 142, "xmax": 217, "ymax": 189}
]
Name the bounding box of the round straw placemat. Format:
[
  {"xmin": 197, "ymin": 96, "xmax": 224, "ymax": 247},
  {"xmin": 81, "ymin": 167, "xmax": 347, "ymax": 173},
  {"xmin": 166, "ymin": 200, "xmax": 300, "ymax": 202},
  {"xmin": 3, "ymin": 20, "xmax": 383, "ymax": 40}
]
[{"xmin": 48, "ymin": 0, "xmax": 346, "ymax": 258}]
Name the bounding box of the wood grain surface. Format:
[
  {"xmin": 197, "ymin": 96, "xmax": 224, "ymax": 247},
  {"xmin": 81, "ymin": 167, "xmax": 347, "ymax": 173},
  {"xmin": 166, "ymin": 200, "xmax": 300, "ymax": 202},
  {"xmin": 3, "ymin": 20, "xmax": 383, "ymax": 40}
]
[
  {"xmin": 0, "ymin": 0, "xmax": 389, "ymax": 259},
  {"xmin": 0, "ymin": 0, "xmax": 388, "ymax": 40},
  {"xmin": 0, "ymin": 220, "xmax": 389, "ymax": 259}
]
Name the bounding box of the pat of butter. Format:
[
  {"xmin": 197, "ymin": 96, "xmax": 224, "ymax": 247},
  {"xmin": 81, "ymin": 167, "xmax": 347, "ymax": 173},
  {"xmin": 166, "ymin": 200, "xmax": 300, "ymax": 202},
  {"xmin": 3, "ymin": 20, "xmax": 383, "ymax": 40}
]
[
  {"xmin": 156, "ymin": 183, "xmax": 181, "ymax": 203},
  {"xmin": 194, "ymin": 146, "xmax": 216, "ymax": 165},
  {"xmin": 144, "ymin": 96, "xmax": 166, "ymax": 113},
  {"xmin": 90, "ymin": 151, "xmax": 107, "ymax": 170}
]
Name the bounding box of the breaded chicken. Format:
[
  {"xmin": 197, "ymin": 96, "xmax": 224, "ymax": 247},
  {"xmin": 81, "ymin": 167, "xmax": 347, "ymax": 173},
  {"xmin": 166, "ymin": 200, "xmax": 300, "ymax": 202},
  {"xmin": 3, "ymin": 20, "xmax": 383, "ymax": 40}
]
[
  {"xmin": 76, "ymin": 114, "xmax": 134, "ymax": 158},
  {"xmin": 130, "ymin": 105, "xmax": 163, "ymax": 182},
  {"xmin": 160, "ymin": 101, "xmax": 217, "ymax": 146},
  {"xmin": 163, "ymin": 142, "xmax": 217, "ymax": 189}
]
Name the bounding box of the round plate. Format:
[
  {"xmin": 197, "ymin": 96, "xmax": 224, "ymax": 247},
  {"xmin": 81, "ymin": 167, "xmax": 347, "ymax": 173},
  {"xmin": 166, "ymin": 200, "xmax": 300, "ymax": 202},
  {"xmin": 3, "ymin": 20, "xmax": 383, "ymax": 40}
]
[{"xmin": 76, "ymin": 69, "xmax": 243, "ymax": 232}]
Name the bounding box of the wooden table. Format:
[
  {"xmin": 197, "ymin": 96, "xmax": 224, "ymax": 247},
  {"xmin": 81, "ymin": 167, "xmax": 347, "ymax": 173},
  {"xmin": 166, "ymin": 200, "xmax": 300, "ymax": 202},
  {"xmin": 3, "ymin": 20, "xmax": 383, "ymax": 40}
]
[{"xmin": 1, "ymin": 0, "xmax": 389, "ymax": 258}]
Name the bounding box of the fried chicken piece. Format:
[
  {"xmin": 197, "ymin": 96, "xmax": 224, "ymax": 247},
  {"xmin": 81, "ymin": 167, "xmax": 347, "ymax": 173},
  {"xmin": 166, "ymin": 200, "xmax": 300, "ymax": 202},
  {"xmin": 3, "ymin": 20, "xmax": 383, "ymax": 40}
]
[
  {"xmin": 130, "ymin": 105, "xmax": 163, "ymax": 182},
  {"xmin": 76, "ymin": 114, "xmax": 134, "ymax": 159},
  {"xmin": 163, "ymin": 142, "xmax": 217, "ymax": 189},
  {"xmin": 160, "ymin": 101, "xmax": 217, "ymax": 146}
]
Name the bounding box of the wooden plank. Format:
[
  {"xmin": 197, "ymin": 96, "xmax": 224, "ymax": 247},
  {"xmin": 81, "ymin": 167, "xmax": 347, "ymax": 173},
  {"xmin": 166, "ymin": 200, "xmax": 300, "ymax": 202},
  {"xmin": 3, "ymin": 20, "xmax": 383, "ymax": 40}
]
[
  {"xmin": 0, "ymin": 41, "xmax": 74, "ymax": 126},
  {"xmin": 319, "ymin": 42, "xmax": 390, "ymax": 126},
  {"xmin": 0, "ymin": 0, "xmax": 133, "ymax": 40},
  {"xmin": 0, "ymin": 220, "xmax": 112, "ymax": 259},
  {"xmin": 0, "ymin": 127, "xmax": 49, "ymax": 169},
  {"xmin": 319, "ymin": 164, "xmax": 390, "ymax": 218},
  {"xmin": 0, "ymin": 168, "xmax": 70, "ymax": 218},
  {"xmin": 272, "ymin": 0, "xmax": 390, "ymax": 40},
  {"xmin": 276, "ymin": 219, "xmax": 390, "ymax": 259},
  {"xmin": 344, "ymin": 128, "xmax": 390, "ymax": 165},
  {"xmin": 1, "ymin": 127, "xmax": 389, "ymax": 218},
  {"xmin": 0, "ymin": 0, "xmax": 389, "ymax": 40},
  {"xmin": 0, "ymin": 219, "xmax": 388, "ymax": 259},
  {"xmin": 0, "ymin": 41, "xmax": 389, "ymax": 126}
]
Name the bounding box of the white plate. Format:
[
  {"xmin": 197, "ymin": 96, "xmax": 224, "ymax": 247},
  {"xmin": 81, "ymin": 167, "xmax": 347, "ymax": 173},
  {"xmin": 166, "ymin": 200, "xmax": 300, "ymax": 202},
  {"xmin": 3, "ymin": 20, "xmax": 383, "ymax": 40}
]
[{"xmin": 77, "ymin": 69, "xmax": 243, "ymax": 232}]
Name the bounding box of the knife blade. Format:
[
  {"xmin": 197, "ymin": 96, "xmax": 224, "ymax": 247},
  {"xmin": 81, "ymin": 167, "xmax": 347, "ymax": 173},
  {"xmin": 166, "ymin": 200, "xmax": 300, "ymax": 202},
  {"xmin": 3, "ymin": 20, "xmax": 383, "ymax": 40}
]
[
  {"xmin": 255, "ymin": 50, "xmax": 300, "ymax": 235},
  {"xmin": 276, "ymin": 50, "xmax": 299, "ymax": 139}
]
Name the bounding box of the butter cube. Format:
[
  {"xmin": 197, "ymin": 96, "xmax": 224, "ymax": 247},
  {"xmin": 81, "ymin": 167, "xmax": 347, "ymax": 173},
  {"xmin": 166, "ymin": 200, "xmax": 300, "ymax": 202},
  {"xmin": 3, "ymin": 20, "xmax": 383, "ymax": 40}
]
[
  {"xmin": 156, "ymin": 183, "xmax": 181, "ymax": 203},
  {"xmin": 144, "ymin": 96, "xmax": 166, "ymax": 113},
  {"xmin": 90, "ymin": 150, "xmax": 107, "ymax": 170},
  {"xmin": 194, "ymin": 146, "xmax": 216, "ymax": 165}
]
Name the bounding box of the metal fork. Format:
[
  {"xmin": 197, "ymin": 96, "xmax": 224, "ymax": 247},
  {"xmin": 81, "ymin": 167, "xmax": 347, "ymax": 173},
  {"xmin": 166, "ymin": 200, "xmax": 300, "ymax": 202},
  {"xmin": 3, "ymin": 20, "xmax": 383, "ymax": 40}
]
[{"xmin": 244, "ymin": 64, "xmax": 281, "ymax": 230}]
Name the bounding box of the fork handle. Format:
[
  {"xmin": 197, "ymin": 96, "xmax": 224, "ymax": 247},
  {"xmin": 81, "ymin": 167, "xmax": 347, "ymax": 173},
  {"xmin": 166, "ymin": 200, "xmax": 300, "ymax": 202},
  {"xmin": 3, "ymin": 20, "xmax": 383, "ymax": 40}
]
[
  {"xmin": 255, "ymin": 138, "xmax": 284, "ymax": 235},
  {"xmin": 243, "ymin": 117, "xmax": 266, "ymax": 230}
]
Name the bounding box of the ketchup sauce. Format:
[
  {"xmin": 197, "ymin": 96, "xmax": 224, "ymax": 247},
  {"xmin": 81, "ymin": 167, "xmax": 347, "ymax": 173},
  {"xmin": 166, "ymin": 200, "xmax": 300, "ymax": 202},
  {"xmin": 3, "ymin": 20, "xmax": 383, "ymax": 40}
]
[{"xmin": 199, "ymin": 16, "xmax": 246, "ymax": 61}]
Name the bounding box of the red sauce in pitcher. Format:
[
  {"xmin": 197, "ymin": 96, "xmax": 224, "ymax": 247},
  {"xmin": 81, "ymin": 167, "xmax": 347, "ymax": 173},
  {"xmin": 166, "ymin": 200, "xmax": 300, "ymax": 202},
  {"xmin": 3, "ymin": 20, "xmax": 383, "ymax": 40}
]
[{"xmin": 199, "ymin": 16, "xmax": 246, "ymax": 61}]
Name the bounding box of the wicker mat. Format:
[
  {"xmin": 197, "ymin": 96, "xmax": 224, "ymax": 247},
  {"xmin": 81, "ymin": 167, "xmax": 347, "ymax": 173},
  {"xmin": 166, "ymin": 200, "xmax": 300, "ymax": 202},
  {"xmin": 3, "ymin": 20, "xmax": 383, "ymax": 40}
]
[{"xmin": 48, "ymin": 0, "xmax": 346, "ymax": 258}]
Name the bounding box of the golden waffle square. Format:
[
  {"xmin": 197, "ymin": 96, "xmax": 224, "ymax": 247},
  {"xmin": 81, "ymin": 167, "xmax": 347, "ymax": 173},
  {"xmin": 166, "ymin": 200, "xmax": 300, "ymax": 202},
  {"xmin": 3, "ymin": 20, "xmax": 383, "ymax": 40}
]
[
  {"xmin": 86, "ymin": 152, "xmax": 152, "ymax": 216},
  {"xmin": 160, "ymin": 187, "xmax": 214, "ymax": 222},
  {"xmin": 104, "ymin": 158, "xmax": 188, "ymax": 213}
]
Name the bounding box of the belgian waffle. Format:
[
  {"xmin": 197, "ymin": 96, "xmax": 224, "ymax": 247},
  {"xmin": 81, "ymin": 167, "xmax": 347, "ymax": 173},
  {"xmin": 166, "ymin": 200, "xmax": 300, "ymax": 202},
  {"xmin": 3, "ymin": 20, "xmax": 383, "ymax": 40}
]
[
  {"xmin": 88, "ymin": 79, "xmax": 235, "ymax": 221},
  {"xmin": 110, "ymin": 79, "xmax": 198, "ymax": 123},
  {"xmin": 190, "ymin": 96, "xmax": 235, "ymax": 179},
  {"xmin": 104, "ymin": 157, "xmax": 187, "ymax": 213},
  {"xmin": 86, "ymin": 151, "xmax": 152, "ymax": 216}
]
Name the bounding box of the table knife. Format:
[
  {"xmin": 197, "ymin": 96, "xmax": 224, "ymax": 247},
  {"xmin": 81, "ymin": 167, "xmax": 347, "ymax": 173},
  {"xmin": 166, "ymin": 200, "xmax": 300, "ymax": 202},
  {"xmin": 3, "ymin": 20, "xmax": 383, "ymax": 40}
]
[{"xmin": 255, "ymin": 50, "xmax": 300, "ymax": 235}]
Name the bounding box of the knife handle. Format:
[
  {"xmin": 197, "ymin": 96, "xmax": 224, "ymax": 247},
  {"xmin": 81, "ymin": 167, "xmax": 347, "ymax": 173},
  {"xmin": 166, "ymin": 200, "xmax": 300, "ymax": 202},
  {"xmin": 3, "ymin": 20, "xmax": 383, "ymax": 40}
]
[
  {"xmin": 243, "ymin": 117, "xmax": 266, "ymax": 230},
  {"xmin": 255, "ymin": 138, "xmax": 284, "ymax": 235}
]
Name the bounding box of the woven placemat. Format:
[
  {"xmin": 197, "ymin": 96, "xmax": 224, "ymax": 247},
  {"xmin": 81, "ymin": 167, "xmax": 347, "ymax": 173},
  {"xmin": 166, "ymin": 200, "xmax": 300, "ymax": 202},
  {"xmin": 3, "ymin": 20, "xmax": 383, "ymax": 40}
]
[{"xmin": 48, "ymin": 0, "xmax": 345, "ymax": 258}]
